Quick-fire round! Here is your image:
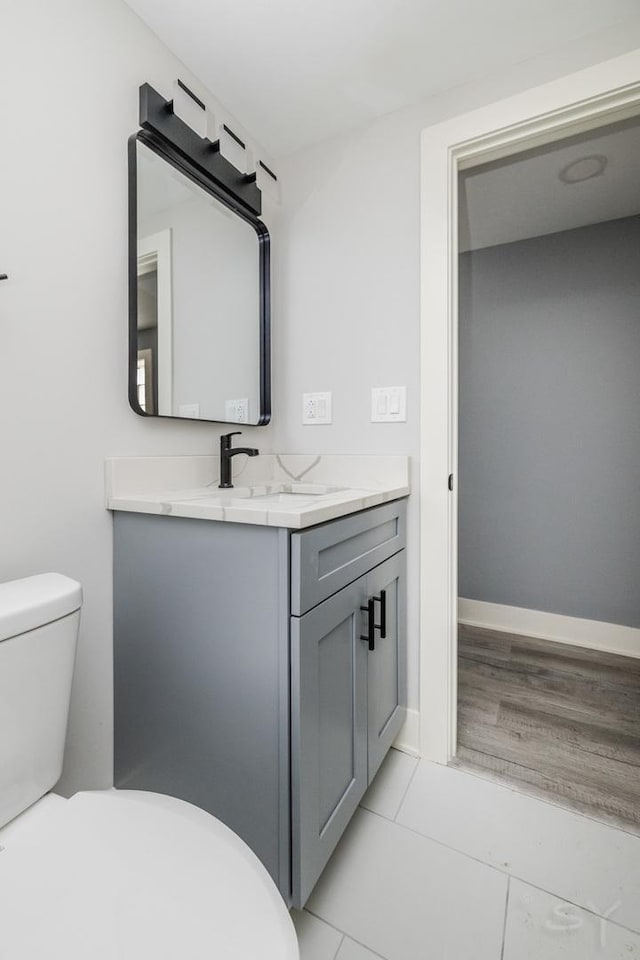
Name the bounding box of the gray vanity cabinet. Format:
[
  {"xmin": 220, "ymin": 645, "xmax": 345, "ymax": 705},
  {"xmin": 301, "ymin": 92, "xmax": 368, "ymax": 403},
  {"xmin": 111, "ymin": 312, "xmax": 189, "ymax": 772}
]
[{"xmin": 113, "ymin": 499, "xmax": 406, "ymax": 909}]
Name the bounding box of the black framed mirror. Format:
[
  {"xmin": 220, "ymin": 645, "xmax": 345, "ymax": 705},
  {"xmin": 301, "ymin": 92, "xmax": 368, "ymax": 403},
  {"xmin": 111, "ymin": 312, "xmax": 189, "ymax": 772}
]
[{"xmin": 128, "ymin": 118, "xmax": 270, "ymax": 425}]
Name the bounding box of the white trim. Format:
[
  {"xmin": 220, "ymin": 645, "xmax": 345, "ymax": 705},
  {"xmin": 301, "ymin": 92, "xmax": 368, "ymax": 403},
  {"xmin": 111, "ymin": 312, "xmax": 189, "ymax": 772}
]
[
  {"xmin": 459, "ymin": 599, "xmax": 640, "ymax": 660},
  {"xmin": 393, "ymin": 708, "xmax": 420, "ymax": 758},
  {"xmin": 138, "ymin": 229, "xmax": 173, "ymax": 416},
  {"xmin": 420, "ymin": 49, "xmax": 640, "ymax": 765}
]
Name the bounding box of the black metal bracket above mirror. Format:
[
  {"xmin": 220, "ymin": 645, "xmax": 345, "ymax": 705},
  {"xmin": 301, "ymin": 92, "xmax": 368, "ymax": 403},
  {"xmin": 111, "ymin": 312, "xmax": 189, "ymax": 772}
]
[{"xmin": 139, "ymin": 83, "xmax": 262, "ymax": 217}]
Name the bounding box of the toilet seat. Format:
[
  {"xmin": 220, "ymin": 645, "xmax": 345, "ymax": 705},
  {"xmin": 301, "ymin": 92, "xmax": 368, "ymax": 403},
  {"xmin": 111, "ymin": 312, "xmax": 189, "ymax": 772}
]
[{"xmin": 0, "ymin": 789, "xmax": 299, "ymax": 959}]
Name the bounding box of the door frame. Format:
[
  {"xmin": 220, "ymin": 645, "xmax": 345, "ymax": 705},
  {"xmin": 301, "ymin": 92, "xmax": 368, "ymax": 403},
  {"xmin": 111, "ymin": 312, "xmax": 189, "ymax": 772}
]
[
  {"xmin": 138, "ymin": 228, "xmax": 173, "ymax": 416},
  {"xmin": 418, "ymin": 50, "xmax": 640, "ymax": 764}
]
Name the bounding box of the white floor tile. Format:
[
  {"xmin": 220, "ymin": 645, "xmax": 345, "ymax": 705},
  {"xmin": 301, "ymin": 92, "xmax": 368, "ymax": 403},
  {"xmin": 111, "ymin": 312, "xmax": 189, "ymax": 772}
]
[
  {"xmin": 307, "ymin": 808, "xmax": 507, "ymax": 960},
  {"xmin": 360, "ymin": 749, "xmax": 418, "ymax": 821},
  {"xmin": 397, "ymin": 761, "xmax": 640, "ymax": 934},
  {"xmin": 292, "ymin": 909, "xmax": 343, "ymax": 960},
  {"xmin": 336, "ymin": 938, "xmax": 385, "ymax": 960},
  {"xmin": 503, "ymin": 879, "xmax": 640, "ymax": 959}
]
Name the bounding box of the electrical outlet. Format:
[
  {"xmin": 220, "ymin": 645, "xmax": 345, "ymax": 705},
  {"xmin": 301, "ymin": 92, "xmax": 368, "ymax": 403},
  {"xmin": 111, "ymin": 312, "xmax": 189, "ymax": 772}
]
[
  {"xmin": 371, "ymin": 386, "xmax": 406, "ymax": 422},
  {"xmin": 302, "ymin": 392, "xmax": 332, "ymax": 425},
  {"xmin": 225, "ymin": 398, "xmax": 249, "ymax": 423}
]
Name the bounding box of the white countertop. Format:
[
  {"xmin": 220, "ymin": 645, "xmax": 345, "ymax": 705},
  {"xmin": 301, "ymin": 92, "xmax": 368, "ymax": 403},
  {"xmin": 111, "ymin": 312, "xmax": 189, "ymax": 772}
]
[{"xmin": 105, "ymin": 454, "xmax": 410, "ymax": 529}]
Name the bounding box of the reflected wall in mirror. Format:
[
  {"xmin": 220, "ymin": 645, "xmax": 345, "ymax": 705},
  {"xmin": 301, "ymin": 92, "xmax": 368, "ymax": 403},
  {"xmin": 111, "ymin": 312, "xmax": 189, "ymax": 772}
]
[{"xmin": 129, "ymin": 135, "xmax": 270, "ymax": 425}]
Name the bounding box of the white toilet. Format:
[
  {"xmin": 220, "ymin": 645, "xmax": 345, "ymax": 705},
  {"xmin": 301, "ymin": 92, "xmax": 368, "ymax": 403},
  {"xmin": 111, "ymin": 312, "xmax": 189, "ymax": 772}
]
[{"xmin": 0, "ymin": 573, "xmax": 299, "ymax": 959}]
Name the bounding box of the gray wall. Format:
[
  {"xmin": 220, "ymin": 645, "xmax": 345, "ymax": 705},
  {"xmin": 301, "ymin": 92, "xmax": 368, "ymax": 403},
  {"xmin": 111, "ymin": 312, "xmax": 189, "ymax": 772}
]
[{"xmin": 459, "ymin": 216, "xmax": 640, "ymax": 628}]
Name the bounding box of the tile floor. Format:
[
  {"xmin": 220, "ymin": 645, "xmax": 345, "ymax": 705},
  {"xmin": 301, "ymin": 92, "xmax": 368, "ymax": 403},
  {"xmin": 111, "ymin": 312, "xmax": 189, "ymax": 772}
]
[{"xmin": 292, "ymin": 750, "xmax": 640, "ymax": 960}]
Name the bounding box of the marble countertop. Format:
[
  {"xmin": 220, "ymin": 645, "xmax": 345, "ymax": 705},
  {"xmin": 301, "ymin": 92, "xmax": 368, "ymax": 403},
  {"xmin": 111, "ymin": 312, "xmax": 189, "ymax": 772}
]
[{"xmin": 105, "ymin": 454, "xmax": 410, "ymax": 529}]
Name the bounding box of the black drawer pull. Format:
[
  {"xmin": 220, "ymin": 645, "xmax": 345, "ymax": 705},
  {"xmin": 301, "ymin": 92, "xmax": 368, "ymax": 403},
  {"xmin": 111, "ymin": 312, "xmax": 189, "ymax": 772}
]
[
  {"xmin": 359, "ymin": 598, "xmax": 375, "ymax": 651},
  {"xmin": 373, "ymin": 590, "xmax": 387, "ymax": 638}
]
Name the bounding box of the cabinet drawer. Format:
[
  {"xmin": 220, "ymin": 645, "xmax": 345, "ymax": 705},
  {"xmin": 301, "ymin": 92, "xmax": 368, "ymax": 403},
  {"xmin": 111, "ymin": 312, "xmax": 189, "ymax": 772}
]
[{"xmin": 291, "ymin": 500, "xmax": 406, "ymax": 616}]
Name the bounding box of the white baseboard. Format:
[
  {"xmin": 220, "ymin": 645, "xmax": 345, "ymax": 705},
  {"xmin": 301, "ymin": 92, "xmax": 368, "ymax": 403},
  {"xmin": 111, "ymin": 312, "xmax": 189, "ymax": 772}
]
[
  {"xmin": 393, "ymin": 707, "xmax": 421, "ymax": 757},
  {"xmin": 458, "ymin": 598, "xmax": 640, "ymax": 659}
]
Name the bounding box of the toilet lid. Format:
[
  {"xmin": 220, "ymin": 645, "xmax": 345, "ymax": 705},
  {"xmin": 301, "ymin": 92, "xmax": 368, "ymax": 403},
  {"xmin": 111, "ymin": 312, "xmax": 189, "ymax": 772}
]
[{"xmin": 0, "ymin": 790, "xmax": 299, "ymax": 959}]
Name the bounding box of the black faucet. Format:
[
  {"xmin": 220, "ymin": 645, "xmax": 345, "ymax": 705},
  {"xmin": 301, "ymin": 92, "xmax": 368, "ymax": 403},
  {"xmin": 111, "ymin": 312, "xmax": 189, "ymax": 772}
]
[{"xmin": 219, "ymin": 432, "xmax": 259, "ymax": 488}]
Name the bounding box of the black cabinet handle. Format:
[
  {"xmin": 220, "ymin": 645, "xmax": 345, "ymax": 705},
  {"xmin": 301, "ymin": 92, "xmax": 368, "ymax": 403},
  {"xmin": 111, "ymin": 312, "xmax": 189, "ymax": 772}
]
[
  {"xmin": 359, "ymin": 598, "xmax": 375, "ymax": 651},
  {"xmin": 373, "ymin": 590, "xmax": 387, "ymax": 638},
  {"xmin": 0, "ymin": 274, "xmax": 7, "ymax": 281}
]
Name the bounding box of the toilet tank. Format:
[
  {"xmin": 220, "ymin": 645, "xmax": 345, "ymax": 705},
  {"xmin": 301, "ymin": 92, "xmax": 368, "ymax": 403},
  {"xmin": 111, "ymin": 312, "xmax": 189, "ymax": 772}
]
[{"xmin": 0, "ymin": 573, "xmax": 82, "ymax": 828}]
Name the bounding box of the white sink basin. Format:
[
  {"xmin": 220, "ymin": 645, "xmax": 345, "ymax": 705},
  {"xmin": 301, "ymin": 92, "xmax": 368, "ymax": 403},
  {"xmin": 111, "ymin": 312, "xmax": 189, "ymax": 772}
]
[
  {"xmin": 241, "ymin": 485, "xmax": 346, "ymax": 504},
  {"xmin": 181, "ymin": 483, "xmax": 347, "ymax": 506},
  {"xmin": 244, "ymin": 493, "xmax": 317, "ymax": 504}
]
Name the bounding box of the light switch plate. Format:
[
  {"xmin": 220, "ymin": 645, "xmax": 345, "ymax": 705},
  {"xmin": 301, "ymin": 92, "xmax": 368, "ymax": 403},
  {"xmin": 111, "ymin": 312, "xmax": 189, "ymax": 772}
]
[
  {"xmin": 302, "ymin": 392, "xmax": 332, "ymax": 425},
  {"xmin": 371, "ymin": 386, "xmax": 407, "ymax": 422}
]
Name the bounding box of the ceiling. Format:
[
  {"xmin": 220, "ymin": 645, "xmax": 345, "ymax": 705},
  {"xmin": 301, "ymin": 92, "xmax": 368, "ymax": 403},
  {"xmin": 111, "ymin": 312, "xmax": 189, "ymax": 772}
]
[
  {"xmin": 459, "ymin": 117, "xmax": 640, "ymax": 251},
  {"xmin": 124, "ymin": 0, "xmax": 640, "ymax": 157}
]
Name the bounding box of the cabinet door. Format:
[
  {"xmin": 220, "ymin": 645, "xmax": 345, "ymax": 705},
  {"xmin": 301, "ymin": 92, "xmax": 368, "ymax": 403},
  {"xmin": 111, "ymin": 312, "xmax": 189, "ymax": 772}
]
[
  {"xmin": 291, "ymin": 575, "xmax": 369, "ymax": 907},
  {"xmin": 366, "ymin": 551, "xmax": 407, "ymax": 782}
]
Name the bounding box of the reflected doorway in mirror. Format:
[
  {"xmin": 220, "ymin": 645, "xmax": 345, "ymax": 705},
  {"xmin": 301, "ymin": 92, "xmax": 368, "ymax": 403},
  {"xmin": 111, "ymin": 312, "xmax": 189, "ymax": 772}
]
[{"xmin": 136, "ymin": 228, "xmax": 172, "ymax": 416}]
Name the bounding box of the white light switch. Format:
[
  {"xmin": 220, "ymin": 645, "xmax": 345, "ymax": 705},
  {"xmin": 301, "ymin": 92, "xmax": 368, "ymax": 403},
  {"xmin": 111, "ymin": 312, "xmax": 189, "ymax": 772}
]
[
  {"xmin": 371, "ymin": 386, "xmax": 406, "ymax": 422},
  {"xmin": 302, "ymin": 392, "xmax": 332, "ymax": 425}
]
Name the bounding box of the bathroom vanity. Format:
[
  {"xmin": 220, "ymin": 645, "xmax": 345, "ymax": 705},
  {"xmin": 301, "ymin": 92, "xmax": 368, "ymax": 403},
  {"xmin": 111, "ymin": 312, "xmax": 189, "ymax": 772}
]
[
  {"xmin": 109, "ymin": 455, "xmax": 409, "ymax": 907},
  {"xmin": 120, "ymin": 85, "xmax": 410, "ymax": 908}
]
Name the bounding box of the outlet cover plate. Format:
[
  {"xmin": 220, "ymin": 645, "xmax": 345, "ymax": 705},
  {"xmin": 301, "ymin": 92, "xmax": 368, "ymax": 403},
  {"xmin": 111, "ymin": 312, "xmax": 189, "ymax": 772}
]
[
  {"xmin": 302, "ymin": 391, "xmax": 332, "ymax": 425},
  {"xmin": 225, "ymin": 398, "xmax": 249, "ymax": 423}
]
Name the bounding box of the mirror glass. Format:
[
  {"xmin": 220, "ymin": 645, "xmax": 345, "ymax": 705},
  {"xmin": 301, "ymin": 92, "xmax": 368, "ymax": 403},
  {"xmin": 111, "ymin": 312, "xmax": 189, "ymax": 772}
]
[{"xmin": 130, "ymin": 137, "xmax": 270, "ymax": 424}]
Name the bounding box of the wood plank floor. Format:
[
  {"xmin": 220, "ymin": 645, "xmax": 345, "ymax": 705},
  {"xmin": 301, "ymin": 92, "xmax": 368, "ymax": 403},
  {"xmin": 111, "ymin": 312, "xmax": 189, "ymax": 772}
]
[{"xmin": 455, "ymin": 623, "xmax": 640, "ymax": 833}]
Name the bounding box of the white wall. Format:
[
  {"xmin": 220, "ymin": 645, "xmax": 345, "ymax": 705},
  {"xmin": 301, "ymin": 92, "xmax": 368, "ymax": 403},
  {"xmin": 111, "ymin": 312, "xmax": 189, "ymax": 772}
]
[
  {"xmin": 0, "ymin": 0, "xmax": 275, "ymax": 795},
  {"xmin": 273, "ymin": 25, "xmax": 640, "ymax": 712}
]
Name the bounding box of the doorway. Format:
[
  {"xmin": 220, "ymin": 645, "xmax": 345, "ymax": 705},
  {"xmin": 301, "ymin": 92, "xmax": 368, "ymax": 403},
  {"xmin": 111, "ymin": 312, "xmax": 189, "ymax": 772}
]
[
  {"xmin": 454, "ymin": 118, "xmax": 640, "ymax": 828},
  {"xmin": 419, "ymin": 55, "xmax": 640, "ymax": 775}
]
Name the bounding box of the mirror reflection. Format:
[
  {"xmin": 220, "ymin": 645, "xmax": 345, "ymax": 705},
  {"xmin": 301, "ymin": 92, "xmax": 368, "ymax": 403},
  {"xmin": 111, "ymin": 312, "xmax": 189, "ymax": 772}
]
[{"xmin": 131, "ymin": 138, "xmax": 268, "ymax": 424}]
